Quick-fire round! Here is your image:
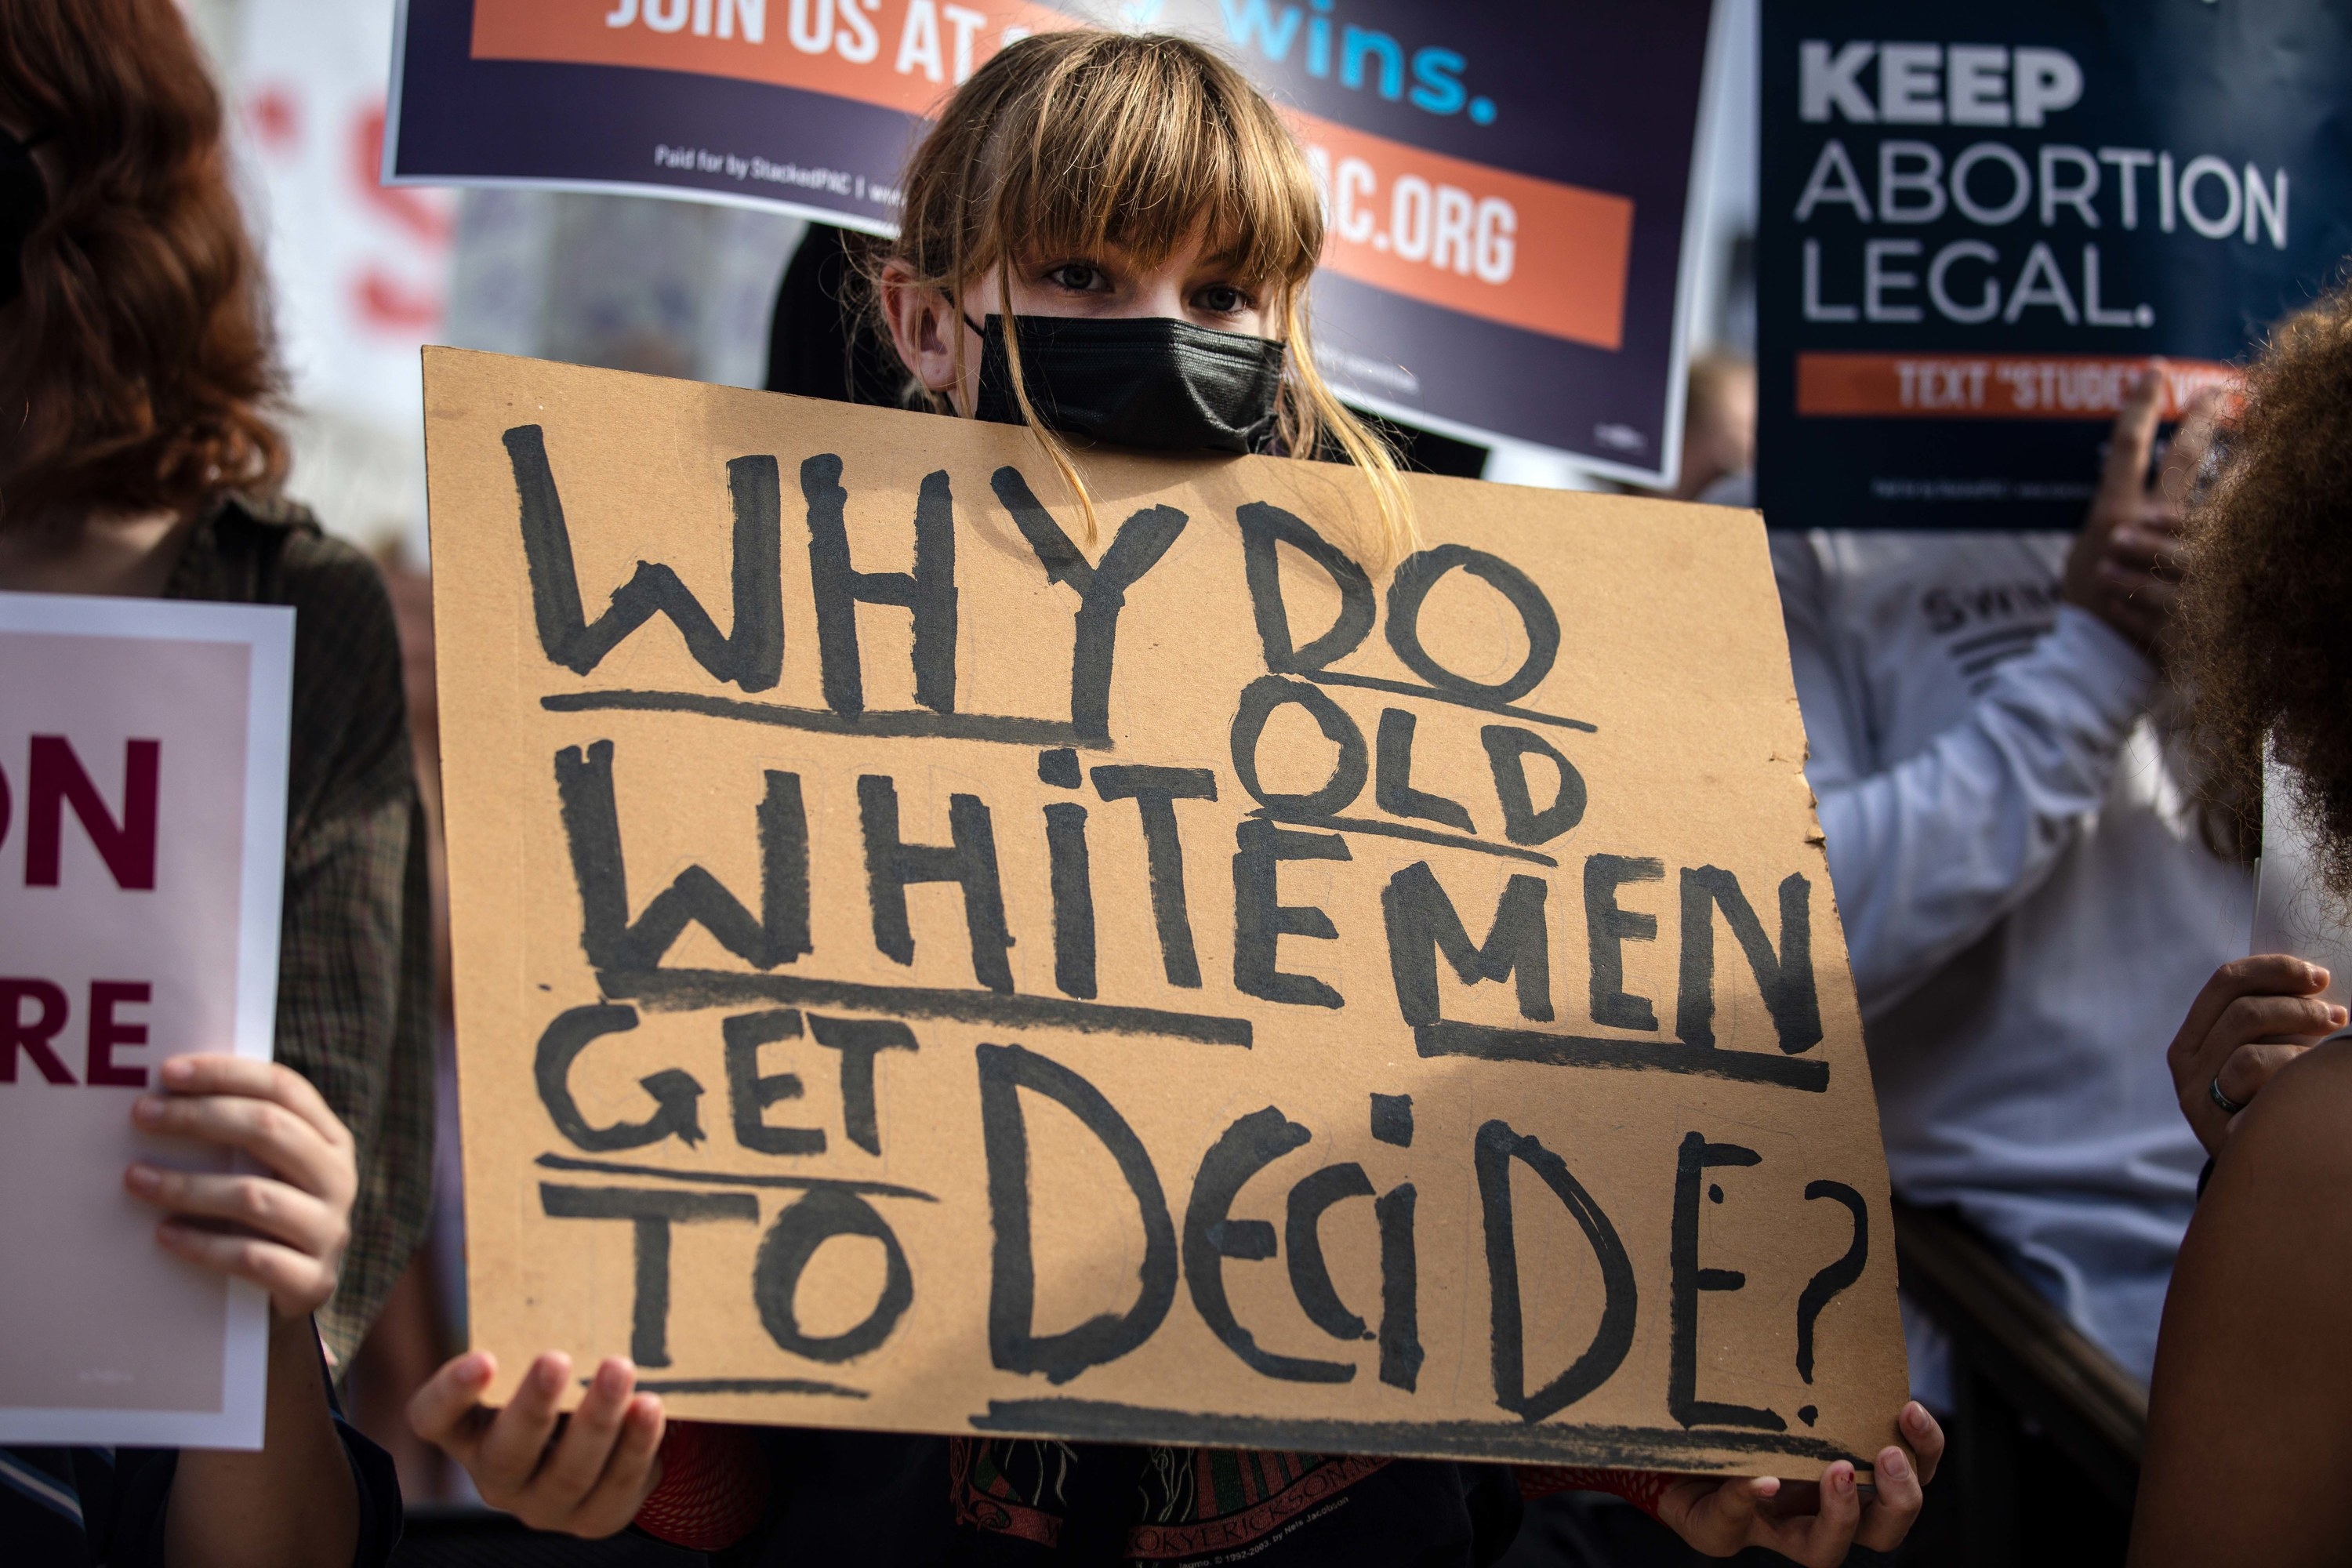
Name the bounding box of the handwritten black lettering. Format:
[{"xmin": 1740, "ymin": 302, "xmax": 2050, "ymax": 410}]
[
  {"xmin": 800, "ymin": 455, "xmax": 956, "ymax": 717},
  {"xmin": 1186, "ymin": 1108, "xmax": 1352, "ymax": 1382},
  {"xmin": 752, "ymin": 1188, "xmax": 914, "ymax": 1362},
  {"xmin": 1669, "ymin": 1132, "xmax": 1782, "ymax": 1430},
  {"xmin": 1795, "ymin": 1181, "xmax": 1868, "ymax": 1385},
  {"xmin": 1229, "ymin": 676, "xmax": 1368, "ymax": 817},
  {"xmin": 1237, "ymin": 502, "xmax": 1375, "ymax": 673},
  {"xmin": 977, "ymin": 1043, "xmax": 1177, "ymax": 1383},
  {"xmin": 1676, "ymin": 869, "xmax": 1822, "ymax": 1055},
  {"xmin": 1387, "ymin": 546, "xmax": 1561, "ymax": 706},
  {"xmin": 806, "ymin": 1013, "xmax": 917, "ymax": 1156},
  {"xmin": 507, "ymin": 426, "xmax": 784, "ymax": 690},
  {"xmin": 1381, "ymin": 861, "xmax": 1552, "ymax": 1026},
  {"xmin": 1584, "ymin": 854, "xmax": 1664, "ymax": 1030},
  {"xmin": 535, "ymin": 1004, "xmax": 705, "ymax": 1152},
  {"xmin": 1232, "ymin": 819, "xmax": 1350, "ymax": 1009},
  {"xmin": 1043, "ymin": 802, "xmax": 1095, "ymax": 999},
  {"xmin": 1482, "ymin": 726, "xmax": 1587, "ymax": 845},
  {"xmin": 722, "ymin": 1008, "xmax": 823, "ymax": 1156},
  {"xmin": 1285, "ymin": 1163, "xmax": 1377, "ymax": 1342},
  {"xmin": 539, "ymin": 1182, "xmax": 757, "ymax": 1366},
  {"xmin": 556, "ymin": 741, "xmax": 810, "ymax": 971},
  {"xmin": 993, "ymin": 468, "xmax": 1189, "ymax": 746},
  {"xmin": 1375, "ymin": 708, "xmax": 1475, "ymax": 833},
  {"xmin": 856, "ymin": 775, "xmax": 1016, "ymax": 993},
  {"xmin": 1091, "ymin": 765, "xmax": 1218, "ymax": 989},
  {"xmin": 1376, "ymin": 1181, "xmax": 1423, "ymax": 1392},
  {"xmin": 1475, "ymin": 1120, "xmax": 1636, "ymax": 1421}
]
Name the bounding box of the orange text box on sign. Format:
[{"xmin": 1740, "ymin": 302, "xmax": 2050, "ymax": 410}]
[
  {"xmin": 1294, "ymin": 116, "xmax": 1633, "ymax": 351},
  {"xmin": 1796, "ymin": 353, "xmax": 2239, "ymax": 421},
  {"xmin": 470, "ymin": 0, "xmax": 1079, "ymax": 120}
]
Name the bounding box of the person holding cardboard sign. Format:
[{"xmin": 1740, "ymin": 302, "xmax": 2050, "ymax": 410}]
[
  {"xmin": 1, "ymin": 2, "xmax": 416, "ymax": 1562},
  {"xmin": 408, "ymin": 31, "xmax": 1944, "ymax": 1566}
]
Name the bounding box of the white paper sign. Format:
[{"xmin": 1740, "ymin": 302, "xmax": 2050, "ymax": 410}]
[
  {"xmin": 2252, "ymin": 749, "xmax": 2352, "ymax": 1032},
  {"xmin": 0, "ymin": 593, "xmax": 292, "ymax": 1449}
]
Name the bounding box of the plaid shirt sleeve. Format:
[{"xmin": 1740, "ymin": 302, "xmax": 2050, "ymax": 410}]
[
  {"xmin": 278, "ymin": 786, "xmax": 434, "ymax": 1364},
  {"xmin": 169, "ymin": 499, "xmax": 437, "ymax": 1366}
]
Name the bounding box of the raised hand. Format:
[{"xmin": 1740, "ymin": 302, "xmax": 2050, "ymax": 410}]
[
  {"xmin": 2062, "ymin": 369, "xmax": 2223, "ymax": 658},
  {"xmin": 124, "ymin": 1054, "xmax": 356, "ymax": 1319},
  {"xmin": 2166, "ymin": 955, "xmax": 2346, "ymax": 1155},
  {"xmin": 1654, "ymin": 1401, "xmax": 1944, "ymax": 1563},
  {"xmin": 409, "ymin": 1348, "xmax": 666, "ymax": 1537}
]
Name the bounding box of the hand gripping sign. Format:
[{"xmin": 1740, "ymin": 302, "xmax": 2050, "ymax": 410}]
[{"xmin": 426, "ymin": 349, "xmax": 1908, "ymax": 1474}]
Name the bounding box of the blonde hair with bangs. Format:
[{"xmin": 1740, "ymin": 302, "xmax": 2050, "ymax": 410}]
[{"xmin": 877, "ymin": 30, "xmax": 1414, "ymax": 566}]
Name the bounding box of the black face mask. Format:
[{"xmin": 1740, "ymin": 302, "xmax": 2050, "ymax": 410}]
[
  {"xmin": 968, "ymin": 312, "xmax": 1284, "ymax": 454},
  {"xmin": 0, "ymin": 126, "xmax": 52, "ymax": 307}
]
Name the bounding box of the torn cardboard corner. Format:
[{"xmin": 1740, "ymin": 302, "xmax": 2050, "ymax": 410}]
[{"xmin": 426, "ymin": 347, "xmax": 1909, "ymax": 1476}]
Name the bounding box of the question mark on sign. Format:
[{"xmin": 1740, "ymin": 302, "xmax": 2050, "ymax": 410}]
[{"xmin": 1792, "ymin": 1180, "xmax": 1868, "ymax": 1426}]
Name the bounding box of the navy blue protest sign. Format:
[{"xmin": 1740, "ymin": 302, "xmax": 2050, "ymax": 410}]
[
  {"xmin": 387, "ymin": 0, "xmax": 1717, "ymax": 482},
  {"xmin": 1757, "ymin": 0, "xmax": 2352, "ymax": 530}
]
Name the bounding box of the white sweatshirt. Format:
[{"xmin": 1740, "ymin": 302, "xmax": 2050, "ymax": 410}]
[{"xmin": 1769, "ymin": 524, "xmax": 2252, "ymax": 1386}]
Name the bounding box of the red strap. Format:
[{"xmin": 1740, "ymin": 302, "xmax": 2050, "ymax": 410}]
[
  {"xmin": 1513, "ymin": 1465, "xmax": 1673, "ymax": 1520},
  {"xmin": 634, "ymin": 1419, "xmax": 770, "ymax": 1552}
]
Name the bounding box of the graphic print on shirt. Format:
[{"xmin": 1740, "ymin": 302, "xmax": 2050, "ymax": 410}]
[{"xmin": 1919, "ymin": 575, "xmax": 2060, "ymax": 694}]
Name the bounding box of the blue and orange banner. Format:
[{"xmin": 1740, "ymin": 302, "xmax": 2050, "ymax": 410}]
[
  {"xmin": 388, "ymin": 0, "xmax": 1714, "ymax": 478},
  {"xmin": 1758, "ymin": 0, "xmax": 2352, "ymax": 529}
]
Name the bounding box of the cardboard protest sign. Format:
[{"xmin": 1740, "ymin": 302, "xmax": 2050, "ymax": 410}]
[
  {"xmin": 0, "ymin": 594, "xmax": 292, "ymax": 1449},
  {"xmin": 427, "ymin": 346, "xmax": 1909, "ymax": 1474},
  {"xmin": 1758, "ymin": 0, "xmax": 2352, "ymax": 530},
  {"xmin": 387, "ymin": 0, "xmax": 1717, "ymax": 484}
]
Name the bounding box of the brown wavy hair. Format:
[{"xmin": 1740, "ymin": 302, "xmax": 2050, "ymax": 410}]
[
  {"xmin": 873, "ymin": 31, "xmax": 1411, "ymax": 562},
  {"xmin": 0, "ymin": 0, "xmax": 285, "ymax": 528},
  {"xmin": 2179, "ymin": 281, "xmax": 2352, "ymax": 890}
]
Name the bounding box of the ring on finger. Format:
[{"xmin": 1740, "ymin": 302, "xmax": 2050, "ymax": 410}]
[{"xmin": 2209, "ymin": 1074, "xmax": 2248, "ymax": 1116}]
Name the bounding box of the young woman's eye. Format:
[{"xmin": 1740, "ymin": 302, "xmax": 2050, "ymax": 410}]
[
  {"xmin": 1045, "ymin": 263, "xmax": 1106, "ymax": 292},
  {"xmin": 1196, "ymin": 284, "xmax": 1253, "ymax": 315}
]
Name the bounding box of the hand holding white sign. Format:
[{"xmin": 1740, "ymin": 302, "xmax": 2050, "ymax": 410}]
[
  {"xmin": 125, "ymin": 1054, "xmax": 357, "ymax": 1320},
  {"xmin": 123, "ymin": 1053, "xmax": 365, "ymax": 1566}
]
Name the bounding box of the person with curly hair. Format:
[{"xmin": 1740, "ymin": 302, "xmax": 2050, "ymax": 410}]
[
  {"xmin": 1, "ymin": 0, "xmax": 423, "ymax": 1561},
  {"xmin": 2131, "ymin": 282, "xmax": 2352, "ymax": 1566}
]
